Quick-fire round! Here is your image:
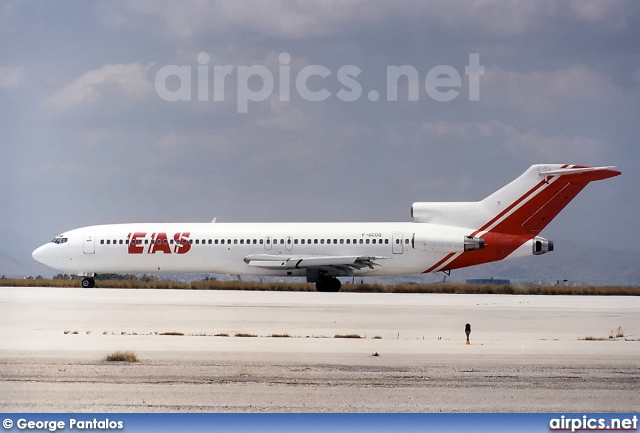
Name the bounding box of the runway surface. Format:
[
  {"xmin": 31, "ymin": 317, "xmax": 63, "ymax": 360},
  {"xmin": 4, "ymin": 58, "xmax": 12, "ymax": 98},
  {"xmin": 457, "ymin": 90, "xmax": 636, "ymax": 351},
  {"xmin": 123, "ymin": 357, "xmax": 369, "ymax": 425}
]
[{"xmin": 0, "ymin": 287, "xmax": 638, "ymax": 412}]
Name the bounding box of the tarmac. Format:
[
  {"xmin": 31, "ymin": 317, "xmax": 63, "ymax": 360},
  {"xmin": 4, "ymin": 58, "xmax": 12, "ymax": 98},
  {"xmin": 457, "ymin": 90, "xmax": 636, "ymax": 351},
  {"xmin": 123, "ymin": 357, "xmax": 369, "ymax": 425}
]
[{"xmin": 0, "ymin": 287, "xmax": 638, "ymax": 412}]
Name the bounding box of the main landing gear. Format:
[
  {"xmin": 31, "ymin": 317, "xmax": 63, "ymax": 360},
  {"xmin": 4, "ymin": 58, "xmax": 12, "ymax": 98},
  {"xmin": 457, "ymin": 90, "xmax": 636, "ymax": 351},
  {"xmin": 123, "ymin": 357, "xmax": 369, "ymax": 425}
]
[
  {"xmin": 315, "ymin": 277, "xmax": 341, "ymax": 292},
  {"xmin": 81, "ymin": 277, "xmax": 96, "ymax": 288}
]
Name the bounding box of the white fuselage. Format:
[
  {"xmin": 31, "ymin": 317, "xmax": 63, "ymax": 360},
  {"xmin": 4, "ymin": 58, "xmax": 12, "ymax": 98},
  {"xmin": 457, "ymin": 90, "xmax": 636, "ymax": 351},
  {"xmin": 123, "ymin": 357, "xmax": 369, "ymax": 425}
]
[{"xmin": 31, "ymin": 221, "xmax": 533, "ymax": 277}]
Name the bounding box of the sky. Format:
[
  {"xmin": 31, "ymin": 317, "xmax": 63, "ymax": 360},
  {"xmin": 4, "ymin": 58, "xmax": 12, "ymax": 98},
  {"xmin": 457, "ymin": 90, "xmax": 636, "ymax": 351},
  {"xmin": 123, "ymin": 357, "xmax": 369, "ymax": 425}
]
[{"xmin": 1, "ymin": 1, "xmax": 639, "ymax": 274}]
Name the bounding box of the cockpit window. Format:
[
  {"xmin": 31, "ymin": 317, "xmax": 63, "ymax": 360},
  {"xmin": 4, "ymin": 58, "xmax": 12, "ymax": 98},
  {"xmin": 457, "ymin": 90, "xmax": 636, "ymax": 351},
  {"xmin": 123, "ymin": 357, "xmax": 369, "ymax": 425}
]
[{"xmin": 51, "ymin": 237, "xmax": 68, "ymax": 244}]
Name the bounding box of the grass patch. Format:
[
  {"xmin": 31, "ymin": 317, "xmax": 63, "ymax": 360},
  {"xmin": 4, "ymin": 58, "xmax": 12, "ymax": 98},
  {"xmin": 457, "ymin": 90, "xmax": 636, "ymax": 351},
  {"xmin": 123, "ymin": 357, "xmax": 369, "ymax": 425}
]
[
  {"xmin": 234, "ymin": 332, "xmax": 258, "ymax": 337},
  {"xmin": 373, "ymin": 335, "xmax": 382, "ymax": 339},
  {"xmin": 104, "ymin": 351, "xmax": 139, "ymax": 362},
  {"xmin": 581, "ymin": 336, "xmax": 608, "ymax": 341},
  {"xmin": 613, "ymin": 326, "xmax": 624, "ymax": 338},
  {"xmin": 334, "ymin": 334, "xmax": 363, "ymax": 339},
  {"xmin": 3, "ymin": 277, "xmax": 639, "ymax": 296},
  {"xmin": 159, "ymin": 331, "xmax": 184, "ymax": 336},
  {"xmin": 270, "ymin": 333, "xmax": 291, "ymax": 338},
  {"xmin": 214, "ymin": 333, "xmax": 229, "ymax": 337}
]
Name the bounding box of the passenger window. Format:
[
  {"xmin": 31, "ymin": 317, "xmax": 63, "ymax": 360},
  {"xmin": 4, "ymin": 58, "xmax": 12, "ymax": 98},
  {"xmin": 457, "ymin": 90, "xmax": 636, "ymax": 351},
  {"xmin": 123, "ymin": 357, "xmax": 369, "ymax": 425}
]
[
  {"xmin": 234, "ymin": 239, "xmax": 238, "ymax": 244},
  {"xmin": 346, "ymin": 239, "xmax": 350, "ymax": 244},
  {"xmin": 100, "ymin": 240, "xmax": 104, "ymax": 244},
  {"xmin": 259, "ymin": 239, "xmax": 263, "ymax": 244},
  {"xmin": 405, "ymin": 239, "xmax": 409, "ymax": 244},
  {"xmin": 240, "ymin": 239, "xmax": 244, "ymax": 244},
  {"xmin": 107, "ymin": 240, "xmax": 111, "ymax": 245},
  {"xmin": 385, "ymin": 239, "xmax": 389, "ymax": 244},
  {"xmin": 340, "ymin": 239, "xmax": 344, "ymax": 244},
  {"xmin": 366, "ymin": 239, "xmax": 370, "ymax": 244},
  {"xmin": 196, "ymin": 239, "xmax": 200, "ymax": 244},
  {"xmin": 359, "ymin": 239, "xmax": 363, "ymax": 244}
]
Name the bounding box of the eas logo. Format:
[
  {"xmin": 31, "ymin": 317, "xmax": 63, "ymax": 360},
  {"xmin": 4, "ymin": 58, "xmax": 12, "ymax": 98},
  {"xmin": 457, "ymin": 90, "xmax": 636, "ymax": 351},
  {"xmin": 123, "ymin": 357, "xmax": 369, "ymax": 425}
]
[{"xmin": 127, "ymin": 232, "xmax": 191, "ymax": 255}]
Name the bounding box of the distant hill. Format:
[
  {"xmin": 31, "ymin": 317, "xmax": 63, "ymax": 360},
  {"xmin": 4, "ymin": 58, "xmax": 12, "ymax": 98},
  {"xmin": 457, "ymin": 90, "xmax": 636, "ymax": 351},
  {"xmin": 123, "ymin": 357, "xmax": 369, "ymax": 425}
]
[
  {"xmin": 442, "ymin": 240, "xmax": 640, "ymax": 287},
  {"xmin": 0, "ymin": 253, "xmax": 56, "ymax": 279}
]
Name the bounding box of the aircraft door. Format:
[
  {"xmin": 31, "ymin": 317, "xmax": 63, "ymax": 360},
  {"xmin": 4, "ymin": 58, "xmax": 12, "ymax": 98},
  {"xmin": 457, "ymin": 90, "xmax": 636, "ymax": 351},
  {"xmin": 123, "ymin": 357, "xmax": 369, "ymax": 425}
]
[
  {"xmin": 264, "ymin": 236, "xmax": 272, "ymax": 250},
  {"xmin": 83, "ymin": 231, "xmax": 96, "ymax": 254},
  {"xmin": 392, "ymin": 232, "xmax": 403, "ymax": 254}
]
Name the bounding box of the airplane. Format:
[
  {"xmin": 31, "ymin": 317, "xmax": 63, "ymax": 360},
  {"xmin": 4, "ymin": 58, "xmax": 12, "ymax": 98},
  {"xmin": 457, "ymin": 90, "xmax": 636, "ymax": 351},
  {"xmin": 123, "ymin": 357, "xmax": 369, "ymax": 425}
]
[{"xmin": 32, "ymin": 164, "xmax": 620, "ymax": 291}]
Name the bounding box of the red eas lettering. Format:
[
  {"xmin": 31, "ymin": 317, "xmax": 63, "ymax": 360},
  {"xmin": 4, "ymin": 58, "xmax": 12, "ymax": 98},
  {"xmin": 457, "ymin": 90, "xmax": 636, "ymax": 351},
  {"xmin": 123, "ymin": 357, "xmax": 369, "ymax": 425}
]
[
  {"xmin": 127, "ymin": 232, "xmax": 192, "ymax": 254},
  {"xmin": 127, "ymin": 232, "xmax": 146, "ymax": 254},
  {"xmin": 150, "ymin": 232, "xmax": 172, "ymax": 254},
  {"xmin": 173, "ymin": 232, "xmax": 191, "ymax": 254}
]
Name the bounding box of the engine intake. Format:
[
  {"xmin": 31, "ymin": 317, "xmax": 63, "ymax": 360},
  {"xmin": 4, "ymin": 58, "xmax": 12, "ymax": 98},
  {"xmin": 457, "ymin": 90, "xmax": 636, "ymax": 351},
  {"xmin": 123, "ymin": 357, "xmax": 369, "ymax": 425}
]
[{"xmin": 533, "ymin": 237, "xmax": 553, "ymax": 255}]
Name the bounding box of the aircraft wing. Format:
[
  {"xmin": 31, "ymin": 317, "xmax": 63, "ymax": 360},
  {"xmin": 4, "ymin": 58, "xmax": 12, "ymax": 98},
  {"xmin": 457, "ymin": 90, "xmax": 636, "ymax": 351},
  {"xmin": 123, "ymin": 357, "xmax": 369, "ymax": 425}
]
[{"xmin": 243, "ymin": 254, "xmax": 386, "ymax": 276}]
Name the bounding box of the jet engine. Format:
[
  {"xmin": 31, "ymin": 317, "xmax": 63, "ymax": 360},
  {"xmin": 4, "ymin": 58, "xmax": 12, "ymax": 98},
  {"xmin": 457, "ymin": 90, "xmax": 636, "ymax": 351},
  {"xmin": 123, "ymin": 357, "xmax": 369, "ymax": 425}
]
[
  {"xmin": 412, "ymin": 233, "xmax": 485, "ymax": 253},
  {"xmin": 532, "ymin": 237, "xmax": 553, "ymax": 255}
]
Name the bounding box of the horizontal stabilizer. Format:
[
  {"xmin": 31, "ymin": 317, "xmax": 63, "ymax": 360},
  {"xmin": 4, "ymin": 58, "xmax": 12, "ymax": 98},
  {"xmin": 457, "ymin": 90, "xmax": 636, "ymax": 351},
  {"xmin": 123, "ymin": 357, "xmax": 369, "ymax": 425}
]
[{"xmin": 539, "ymin": 166, "xmax": 620, "ymax": 181}]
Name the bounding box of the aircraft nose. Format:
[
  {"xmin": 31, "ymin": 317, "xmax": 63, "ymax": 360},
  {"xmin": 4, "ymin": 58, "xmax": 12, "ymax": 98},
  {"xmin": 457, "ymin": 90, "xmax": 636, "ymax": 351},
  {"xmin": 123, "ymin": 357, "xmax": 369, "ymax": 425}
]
[{"xmin": 32, "ymin": 244, "xmax": 51, "ymax": 266}]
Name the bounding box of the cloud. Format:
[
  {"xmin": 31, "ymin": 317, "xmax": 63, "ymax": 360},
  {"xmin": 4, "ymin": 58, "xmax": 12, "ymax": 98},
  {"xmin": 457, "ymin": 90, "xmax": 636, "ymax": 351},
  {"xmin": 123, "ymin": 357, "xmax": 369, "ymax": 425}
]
[
  {"xmin": 565, "ymin": 0, "xmax": 629, "ymax": 29},
  {"xmin": 114, "ymin": 0, "xmax": 634, "ymax": 40},
  {"xmin": 0, "ymin": 2, "xmax": 17, "ymax": 35},
  {"xmin": 47, "ymin": 63, "xmax": 154, "ymax": 111},
  {"xmin": 420, "ymin": 0, "xmax": 632, "ymax": 35},
  {"xmin": 0, "ymin": 66, "xmax": 24, "ymax": 88},
  {"xmin": 482, "ymin": 64, "xmax": 623, "ymax": 115},
  {"xmin": 416, "ymin": 120, "xmax": 605, "ymax": 162},
  {"xmin": 123, "ymin": 0, "xmax": 384, "ymax": 38}
]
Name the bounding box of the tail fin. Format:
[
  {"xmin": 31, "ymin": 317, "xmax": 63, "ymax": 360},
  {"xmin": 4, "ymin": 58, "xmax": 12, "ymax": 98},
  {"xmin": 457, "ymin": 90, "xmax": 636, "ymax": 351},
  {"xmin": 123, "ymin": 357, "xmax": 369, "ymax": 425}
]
[
  {"xmin": 476, "ymin": 164, "xmax": 620, "ymax": 236},
  {"xmin": 413, "ymin": 164, "xmax": 620, "ymax": 236},
  {"xmin": 417, "ymin": 164, "xmax": 620, "ymax": 273}
]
